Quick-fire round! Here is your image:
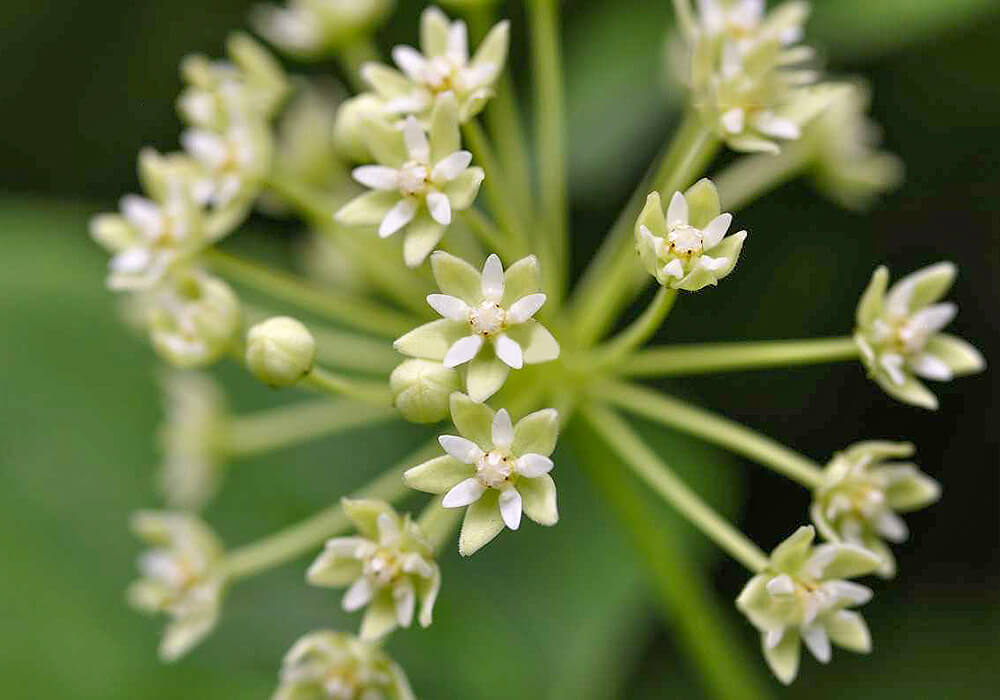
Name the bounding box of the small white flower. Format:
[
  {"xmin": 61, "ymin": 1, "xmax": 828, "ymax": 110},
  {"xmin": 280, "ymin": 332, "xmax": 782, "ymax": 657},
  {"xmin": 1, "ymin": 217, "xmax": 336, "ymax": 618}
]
[
  {"xmin": 252, "ymin": 0, "xmax": 393, "ymax": 58},
  {"xmin": 181, "ymin": 122, "xmax": 269, "ymax": 207}
]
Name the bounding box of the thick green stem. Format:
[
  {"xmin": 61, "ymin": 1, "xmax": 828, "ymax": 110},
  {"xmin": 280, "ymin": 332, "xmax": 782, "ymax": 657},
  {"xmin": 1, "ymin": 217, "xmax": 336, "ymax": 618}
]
[
  {"xmin": 567, "ymin": 415, "xmax": 773, "ymax": 700},
  {"xmin": 580, "ymin": 403, "xmax": 769, "ymax": 572},
  {"xmin": 529, "ymin": 0, "xmax": 569, "ymax": 303},
  {"xmin": 587, "ymin": 287, "xmax": 678, "ymax": 369},
  {"xmin": 459, "ymin": 208, "xmax": 516, "ymax": 260},
  {"xmin": 220, "ymin": 441, "xmax": 440, "ymax": 581},
  {"xmin": 713, "ymin": 142, "xmax": 811, "ymax": 212},
  {"xmin": 302, "ymin": 366, "xmax": 395, "ymax": 407},
  {"xmin": 621, "ymin": 336, "xmax": 860, "ymax": 377},
  {"xmin": 600, "ymin": 380, "xmax": 824, "ymax": 489},
  {"xmin": 569, "ymin": 113, "xmax": 719, "ymax": 346},
  {"xmin": 226, "ymin": 399, "xmax": 398, "ymax": 458},
  {"xmin": 416, "ymin": 497, "xmax": 463, "ymax": 554},
  {"xmin": 204, "ymin": 248, "xmax": 416, "ymax": 338}
]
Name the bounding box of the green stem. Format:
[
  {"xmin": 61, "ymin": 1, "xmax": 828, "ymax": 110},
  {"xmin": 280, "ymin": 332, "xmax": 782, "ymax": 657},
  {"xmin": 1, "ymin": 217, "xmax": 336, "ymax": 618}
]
[
  {"xmin": 203, "ymin": 248, "xmax": 416, "ymax": 338},
  {"xmin": 587, "ymin": 287, "xmax": 678, "ymax": 369},
  {"xmin": 529, "ymin": 0, "xmax": 569, "ymax": 303},
  {"xmin": 336, "ymin": 37, "xmax": 380, "ymax": 93},
  {"xmin": 580, "ymin": 403, "xmax": 769, "ymax": 572},
  {"xmin": 416, "ymin": 497, "xmax": 463, "ymax": 554},
  {"xmin": 459, "ymin": 208, "xmax": 516, "ymax": 260},
  {"xmin": 600, "ymin": 380, "xmax": 824, "ymax": 489},
  {"xmin": 713, "ymin": 142, "xmax": 811, "ymax": 212},
  {"xmin": 567, "ymin": 415, "xmax": 773, "ymax": 700},
  {"xmin": 621, "ymin": 336, "xmax": 860, "ymax": 377},
  {"xmin": 569, "ymin": 112, "xmax": 719, "ymax": 346},
  {"xmin": 226, "ymin": 399, "xmax": 398, "ymax": 458},
  {"xmin": 221, "ymin": 441, "xmax": 440, "ymax": 581},
  {"xmin": 302, "ymin": 366, "xmax": 395, "ymax": 407}
]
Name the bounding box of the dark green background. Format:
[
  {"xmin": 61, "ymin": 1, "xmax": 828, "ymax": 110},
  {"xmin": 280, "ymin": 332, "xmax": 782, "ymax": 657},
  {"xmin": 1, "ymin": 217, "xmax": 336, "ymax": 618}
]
[{"xmin": 1, "ymin": 1, "xmax": 997, "ymax": 697}]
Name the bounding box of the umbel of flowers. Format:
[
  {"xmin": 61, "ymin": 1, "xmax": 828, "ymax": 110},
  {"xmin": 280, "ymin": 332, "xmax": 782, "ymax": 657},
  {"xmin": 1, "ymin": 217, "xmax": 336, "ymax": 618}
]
[{"xmin": 87, "ymin": 0, "xmax": 988, "ymax": 694}]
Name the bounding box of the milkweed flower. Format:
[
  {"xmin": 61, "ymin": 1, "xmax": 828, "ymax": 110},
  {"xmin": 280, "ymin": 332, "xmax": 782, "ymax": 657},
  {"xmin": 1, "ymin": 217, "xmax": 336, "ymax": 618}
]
[
  {"xmin": 405, "ymin": 393, "xmax": 559, "ymax": 556},
  {"xmin": 181, "ymin": 120, "xmax": 273, "ymax": 208},
  {"xmin": 273, "ymin": 630, "xmax": 415, "ymax": 700},
  {"xmin": 252, "ymin": 0, "xmax": 394, "ymax": 59},
  {"xmin": 394, "ymin": 252, "xmax": 559, "ymax": 401},
  {"xmin": 127, "ymin": 511, "xmax": 225, "ymax": 662},
  {"xmin": 336, "ymin": 93, "xmax": 484, "ymax": 267},
  {"xmin": 854, "ymin": 262, "xmax": 985, "ymax": 410},
  {"xmin": 811, "ymin": 441, "xmax": 941, "ymax": 578},
  {"xmin": 635, "ymin": 178, "xmax": 746, "ymax": 291},
  {"xmin": 362, "ymin": 5, "xmax": 509, "ymax": 122},
  {"xmin": 307, "ymin": 500, "xmax": 441, "ymax": 640},
  {"xmin": 736, "ymin": 525, "xmax": 881, "ymax": 685}
]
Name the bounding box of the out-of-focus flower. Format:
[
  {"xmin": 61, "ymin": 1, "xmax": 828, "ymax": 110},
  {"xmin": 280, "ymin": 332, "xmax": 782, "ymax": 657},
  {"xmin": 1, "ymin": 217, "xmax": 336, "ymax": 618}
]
[
  {"xmin": 252, "ymin": 0, "xmax": 394, "ymax": 59},
  {"xmin": 854, "ymin": 262, "xmax": 985, "ymax": 410},
  {"xmin": 307, "ymin": 500, "xmax": 441, "ymax": 640}
]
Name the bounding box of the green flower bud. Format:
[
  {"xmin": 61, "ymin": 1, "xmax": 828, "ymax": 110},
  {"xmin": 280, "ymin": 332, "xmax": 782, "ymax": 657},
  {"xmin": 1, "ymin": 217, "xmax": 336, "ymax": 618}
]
[
  {"xmin": 332, "ymin": 94, "xmax": 387, "ymax": 163},
  {"xmin": 246, "ymin": 316, "xmax": 316, "ymax": 387},
  {"xmin": 390, "ymin": 359, "xmax": 461, "ymax": 423}
]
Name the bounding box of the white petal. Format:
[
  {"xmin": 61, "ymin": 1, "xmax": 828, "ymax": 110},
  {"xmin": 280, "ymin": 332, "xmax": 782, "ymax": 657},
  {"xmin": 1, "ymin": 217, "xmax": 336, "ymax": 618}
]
[
  {"xmin": 825, "ymin": 580, "xmax": 873, "ymax": 606},
  {"xmin": 438, "ymin": 435, "xmax": 484, "ymax": 464},
  {"xmin": 353, "ymin": 165, "xmax": 400, "ymax": 190},
  {"xmin": 909, "ymin": 353, "xmax": 953, "ymax": 382},
  {"xmin": 181, "ymin": 129, "xmax": 227, "ymax": 167},
  {"xmin": 392, "ymin": 45, "xmax": 428, "ymax": 81},
  {"xmin": 442, "ymin": 477, "xmax": 486, "ymax": 507},
  {"xmin": 721, "ymin": 108, "xmax": 746, "ymax": 135},
  {"xmin": 516, "ymin": 454, "xmax": 553, "ymax": 478},
  {"xmin": 426, "ymin": 294, "xmax": 469, "ymax": 321},
  {"xmin": 376, "ymin": 512, "xmax": 400, "ymax": 544},
  {"xmin": 402, "ymin": 117, "xmax": 430, "ymax": 162},
  {"xmin": 379, "ymin": 198, "xmax": 417, "ymax": 238},
  {"xmin": 698, "ymin": 255, "xmax": 729, "ymax": 271},
  {"xmin": 342, "ymin": 577, "xmax": 374, "ymax": 612},
  {"xmin": 766, "ymin": 574, "xmax": 796, "ymax": 597},
  {"xmin": 910, "ymin": 303, "xmax": 957, "ymax": 335},
  {"xmin": 491, "ymin": 409, "xmax": 514, "ymax": 449},
  {"xmin": 666, "ymin": 191, "xmax": 689, "ymax": 227},
  {"xmin": 701, "ymin": 213, "xmax": 732, "ymax": 249},
  {"xmin": 323, "ymin": 537, "xmax": 368, "ymax": 558},
  {"xmin": 494, "ymin": 334, "xmax": 523, "ymax": 369},
  {"xmin": 498, "ymin": 487, "xmax": 522, "ymax": 530},
  {"xmin": 121, "ymin": 195, "xmax": 161, "ymax": 234},
  {"xmin": 426, "ymin": 191, "xmax": 452, "ymax": 225},
  {"xmin": 880, "ymin": 353, "xmax": 906, "ymax": 386},
  {"xmin": 393, "ymin": 579, "xmax": 416, "ymax": 627},
  {"xmin": 447, "ymin": 20, "xmax": 469, "ymax": 63},
  {"xmin": 111, "ymin": 247, "xmax": 152, "ymax": 274},
  {"xmin": 506, "ymin": 293, "xmax": 546, "ymax": 324},
  {"xmin": 481, "ymin": 254, "xmax": 505, "ymax": 301},
  {"xmin": 754, "ymin": 113, "xmax": 801, "ymax": 140},
  {"xmin": 764, "ymin": 627, "xmax": 785, "ymax": 650},
  {"xmin": 663, "ymin": 259, "xmax": 685, "ymax": 279},
  {"xmin": 443, "ymin": 334, "xmax": 483, "ymax": 367},
  {"xmin": 431, "ymin": 151, "xmax": 473, "ymax": 182},
  {"xmin": 874, "ymin": 510, "xmax": 909, "ymax": 542},
  {"xmin": 802, "ymin": 625, "xmax": 832, "ymax": 663}
]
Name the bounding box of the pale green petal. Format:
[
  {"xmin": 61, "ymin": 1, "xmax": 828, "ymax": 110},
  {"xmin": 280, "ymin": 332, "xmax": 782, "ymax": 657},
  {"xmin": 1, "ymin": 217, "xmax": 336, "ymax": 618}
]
[
  {"xmin": 736, "ymin": 575, "xmax": 784, "ymax": 631},
  {"xmin": 160, "ymin": 613, "xmax": 217, "ymax": 662},
  {"xmin": 464, "ymin": 353, "xmax": 509, "ymax": 402},
  {"xmin": 394, "ymin": 319, "xmax": 468, "ymax": 361},
  {"xmin": 703, "ymin": 230, "xmax": 747, "ymax": 280},
  {"xmin": 842, "ymin": 440, "xmax": 913, "ymax": 463},
  {"xmin": 336, "ymin": 190, "xmax": 399, "ymax": 226},
  {"xmin": 429, "ymin": 92, "xmax": 460, "ymax": 164},
  {"xmin": 449, "ymin": 392, "xmax": 495, "ymax": 449},
  {"xmin": 823, "ymin": 610, "xmax": 872, "ymax": 653},
  {"xmin": 505, "ymin": 320, "xmax": 560, "ymax": 364},
  {"xmin": 420, "ymin": 6, "xmax": 450, "ymax": 57},
  {"xmin": 684, "ymin": 178, "xmax": 721, "ymax": 229},
  {"xmin": 360, "ymin": 589, "xmax": 398, "ymax": 640},
  {"xmin": 307, "ymin": 552, "xmax": 364, "ymax": 587},
  {"xmin": 405, "ymin": 455, "xmax": 474, "ymax": 494},
  {"xmin": 342, "ymin": 498, "xmax": 395, "ymax": 539},
  {"xmin": 363, "ymin": 63, "xmax": 413, "ymax": 99},
  {"xmin": 511, "ymin": 408, "xmax": 559, "ymax": 457},
  {"xmin": 770, "ymin": 525, "xmax": 815, "ymax": 573},
  {"xmin": 469, "ymin": 20, "xmax": 510, "ymax": 86},
  {"xmin": 501, "ymin": 255, "xmax": 541, "ymax": 307},
  {"xmin": 863, "ymin": 535, "xmax": 897, "ymax": 579},
  {"xmin": 762, "ymin": 629, "xmax": 801, "ymax": 685},
  {"xmin": 403, "ymin": 211, "xmax": 446, "ymax": 268},
  {"xmin": 636, "ymin": 192, "xmax": 667, "ymax": 238},
  {"xmin": 925, "ymin": 334, "xmax": 985, "ymax": 377},
  {"xmin": 390, "ymin": 660, "xmax": 417, "ymax": 700},
  {"xmin": 519, "ymin": 475, "xmax": 558, "ymax": 526},
  {"xmin": 883, "ymin": 469, "xmax": 941, "ymax": 512},
  {"xmin": 874, "ymin": 372, "xmax": 938, "ymax": 410},
  {"xmin": 458, "ymin": 89, "xmax": 492, "ymax": 121},
  {"xmin": 89, "ymin": 214, "xmax": 134, "ymax": 253},
  {"xmin": 430, "ymin": 250, "xmax": 483, "ymax": 303},
  {"xmin": 811, "ymin": 543, "xmax": 881, "ymax": 580},
  {"xmin": 674, "ymin": 264, "xmax": 717, "ymax": 292},
  {"xmin": 892, "ymin": 261, "xmax": 956, "ymax": 311},
  {"xmin": 361, "ymin": 113, "xmax": 408, "ymax": 166},
  {"xmin": 809, "ymin": 501, "xmax": 839, "ymax": 543},
  {"xmin": 458, "ymin": 490, "xmax": 504, "ymax": 556},
  {"xmin": 729, "ymin": 135, "xmax": 781, "ymax": 154},
  {"xmin": 443, "ymin": 168, "xmax": 484, "ymax": 210},
  {"xmin": 856, "ymin": 266, "xmax": 888, "ymax": 328}
]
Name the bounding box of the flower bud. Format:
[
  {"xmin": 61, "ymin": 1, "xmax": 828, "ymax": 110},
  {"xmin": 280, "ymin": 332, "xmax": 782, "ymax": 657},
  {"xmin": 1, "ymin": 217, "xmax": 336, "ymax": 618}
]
[
  {"xmin": 332, "ymin": 94, "xmax": 386, "ymax": 163},
  {"xmin": 390, "ymin": 359, "xmax": 461, "ymax": 423},
  {"xmin": 246, "ymin": 316, "xmax": 316, "ymax": 387}
]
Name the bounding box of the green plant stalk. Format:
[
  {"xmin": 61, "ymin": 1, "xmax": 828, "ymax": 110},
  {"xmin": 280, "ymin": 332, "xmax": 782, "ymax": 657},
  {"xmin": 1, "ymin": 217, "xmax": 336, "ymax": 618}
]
[
  {"xmin": 416, "ymin": 497, "xmax": 463, "ymax": 554},
  {"xmin": 586, "ymin": 287, "xmax": 678, "ymax": 368},
  {"xmin": 220, "ymin": 441, "xmax": 440, "ymax": 582},
  {"xmin": 600, "ymin": 380, "xmax": 825, "ymax": 489},
  {"xmin": 713, "ymin": 142, "xmax": 812, "ymax": 212},
  {"xmin": 302, "ymin": 366, "xmax": 395, "ymax": 407},
  {"xmin": 460, "ymin": 208, "xmax": 518, "ymax": 260},
  {"xmin": 581, "ymin": 403, "xmax": 770, "ymax": 572},
  {"xmin": 568, "ymin": 415, "xmax": 773, "ymax": 700},
  {"xmin": 226, "ymin": 399, "xmax": 398, "ymax": 458},
  {"xmin": 620, "ymin": 336, "xmax": 860, "ymax": 377},
  {"xmin": 204, "ymin": 248, "xmax": 416, "ymax": 337},
  {"xmin": 569, "ymin": 113, "xmax": 719, "ymax": 346},
  {"xmin": 529, "ymin": 0, "xmax": 569, "ymax": 305}
]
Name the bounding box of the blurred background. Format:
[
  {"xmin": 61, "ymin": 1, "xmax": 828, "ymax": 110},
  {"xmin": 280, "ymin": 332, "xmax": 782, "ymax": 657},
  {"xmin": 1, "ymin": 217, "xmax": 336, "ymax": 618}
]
[{"xmin": 0, "ymin": 0, "xmax": 997, "ymax": 697}]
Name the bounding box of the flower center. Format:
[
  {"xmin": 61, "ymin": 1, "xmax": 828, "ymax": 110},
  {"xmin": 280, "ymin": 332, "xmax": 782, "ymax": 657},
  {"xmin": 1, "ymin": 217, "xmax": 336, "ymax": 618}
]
[
  {"xmin": 398, "ymin": 161, "xmax": 429, "ymax": 196},
  {"xmin": 668, "ymin": 224, "xmax": 704, "ymax": 256},
  {"xmin": 476, "ymin": 450, "xmax": 513, "ymax": 488},
  {"xmin": 468, "ymin": 301, "xmax": 507, "ymax": 337},
  {"xmin": 363, "ymin": 549, "xmax": 402, "ymax": 586},
  {"xmin": 323, "ymin": 671, "xmax": 359, "ymax": 699},
  {"xmin": 424, "ymin": 56, "xmax": 459, "ymax": 92}
]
